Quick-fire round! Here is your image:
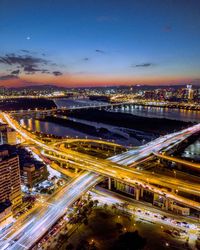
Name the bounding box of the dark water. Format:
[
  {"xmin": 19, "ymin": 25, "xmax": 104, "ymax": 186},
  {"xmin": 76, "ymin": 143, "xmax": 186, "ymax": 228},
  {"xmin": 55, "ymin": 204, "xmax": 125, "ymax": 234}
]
[
  {"xmin": 54, "ymin": 98, "xmax": 200, "ymax": 122},
  {"xmin": 19, "ymin": 99, "xmax": 200, "ymax": 149},
  {"xmin": 19, "ymin": 117, "xmax": 142, "ymax": 146},
  {"xmin": 19, "ymin": 118, "xmax": 89, "ymax": 138}
]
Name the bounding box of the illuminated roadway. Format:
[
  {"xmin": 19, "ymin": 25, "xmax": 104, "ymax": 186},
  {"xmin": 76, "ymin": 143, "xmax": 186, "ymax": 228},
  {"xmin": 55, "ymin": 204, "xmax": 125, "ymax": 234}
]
[
  {"xmin": 51, "ymin": 138, "xmax": 124, "ymax": 149},
  {"xmin": 153, "ymin": 152, "xmax": 200, "ymax": 170},
  {"xmin": 0, "ymin": 172, "xmax": 102, "ymax": 250},
  {"xmin": 3, "ymin": 113, "xmax": 200, "ymax": 207},
  {"xmin": 109, "ymin": 127, "xmax": 200, "ymax": 166},
  {"xmin": 42, "ymin": 149, "xmax": 200, "ymax": 209},
  {"xmin": 1, "ymin": 113, "xmax": 200, "ymax": 249}
]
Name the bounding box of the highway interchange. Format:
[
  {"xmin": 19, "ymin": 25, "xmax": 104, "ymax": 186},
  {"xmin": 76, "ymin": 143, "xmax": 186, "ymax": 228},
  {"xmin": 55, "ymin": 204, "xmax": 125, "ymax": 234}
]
[{"xmin": 1, "ymin": 112, "xmax": 200, "ymax": 249}]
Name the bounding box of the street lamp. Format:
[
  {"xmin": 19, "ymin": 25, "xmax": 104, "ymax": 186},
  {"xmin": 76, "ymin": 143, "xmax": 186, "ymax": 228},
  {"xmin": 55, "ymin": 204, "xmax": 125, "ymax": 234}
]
[{"xmin": 173, "ymin": 170, "xmax": 176, "ymax": 178}]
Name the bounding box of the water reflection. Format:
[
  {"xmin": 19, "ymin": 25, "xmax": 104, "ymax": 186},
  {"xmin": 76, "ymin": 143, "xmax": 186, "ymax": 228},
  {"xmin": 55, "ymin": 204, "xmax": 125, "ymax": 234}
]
[
  {"xmin": 113, "ymin": 105, "xmax": 200, "ymax": 122},
  {"xmin": 19, "ymin": 118, "xmax": 91, "ymax": 138}
]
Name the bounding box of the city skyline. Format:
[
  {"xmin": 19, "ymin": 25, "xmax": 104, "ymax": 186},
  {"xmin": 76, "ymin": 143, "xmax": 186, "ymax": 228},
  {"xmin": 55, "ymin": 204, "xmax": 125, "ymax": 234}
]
[{"xmin": 1, "ymin": 0, "xmax": 200, "ymax": 87}]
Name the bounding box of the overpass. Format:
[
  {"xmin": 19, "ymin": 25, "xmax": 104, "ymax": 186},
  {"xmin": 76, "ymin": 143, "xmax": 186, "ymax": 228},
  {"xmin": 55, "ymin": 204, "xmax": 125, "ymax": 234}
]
[
  {"xmin": 153, "ymin": 152, "xmax": 200, "ymax": 170},
  {"xmin": 42, "ymin": 147, "xmax": 200, "ymax": 210},
  {"xmin": 51, "ymin": 138, "xmax": 125, "ymax": 149},
  {"xmin": 3, "ymin": 113, "xmax": 200, "ymax": 211},
  {"xmin": 2, "ymin": 112, "xmax": 200, "ymax": 249}
]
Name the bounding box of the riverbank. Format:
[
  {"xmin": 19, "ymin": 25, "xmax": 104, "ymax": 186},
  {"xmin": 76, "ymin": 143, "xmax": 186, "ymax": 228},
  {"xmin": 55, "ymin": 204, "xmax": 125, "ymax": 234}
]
[
  {"xmin": 58, "ymin": 109, "xmax": 193, "ymax": 134},
  {"xmin": 38, "ymin": 116, "xmax": 129, "ymax": 141}
]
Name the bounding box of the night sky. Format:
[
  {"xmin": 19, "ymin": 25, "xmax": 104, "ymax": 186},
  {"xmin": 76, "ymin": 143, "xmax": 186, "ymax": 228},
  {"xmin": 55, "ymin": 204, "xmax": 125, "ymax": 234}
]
[{"xmin": 0, "ymin": 0, "xmax": 200, "ymax": 87}]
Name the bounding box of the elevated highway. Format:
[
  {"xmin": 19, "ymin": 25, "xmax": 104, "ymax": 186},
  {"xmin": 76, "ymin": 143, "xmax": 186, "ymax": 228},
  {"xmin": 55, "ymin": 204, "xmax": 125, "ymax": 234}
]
[
  {"xmin": 1, "ymin": 112, "xmax": 200, "ymax": 250},
  {"xmin": 3, "ymin": 113, "xmax": 200, "ymax": 211},
  {"xmin": 42, "ymin": 149, "xmax": 200, "ymax": 210},
  {"xmin": 51, "ymin": 138, "xmax": 125, "ymax": 149},
  {"xmin": 153, "ymin": 152, "xmax": 200, "ymax": 170}
]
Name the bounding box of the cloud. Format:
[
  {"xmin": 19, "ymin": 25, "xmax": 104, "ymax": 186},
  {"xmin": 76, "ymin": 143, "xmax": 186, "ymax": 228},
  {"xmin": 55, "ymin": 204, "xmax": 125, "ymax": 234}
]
[
  {"xmin": 23, "ymin": 65, "xmax": 48, "ymax": 74},
  {"xmin": 11, "ymin": 69, "xmax": 20, "ymax": 75},
  {"xmin": 134, "ymin": 63, "xmax": 153, "ymax": 67},
  {"xmin": 0, "ymin": 74, "xmax": 19, "ymax": 80},
  {"xmin": 52, "ymin": 71, "xmax": 63, "ymax": 76},
  {"xmin": 95, "ymin": 49, "xmax": 105, "ymax": 54},
  {"xmin": 0, "ymin": 53, "xmax": 49, "ymax": 67},
  {"xmin": 0, "ymin": 53, "xmax": 64, "ymax": 77},
  {"xmin": 0, "ymin": 53, "xmax": 52, "ymax": 75},
  {"xmin": 83, "ymin": 57, "xmax": 89, "ymax": 61},
  {"xmin": 20, "ymin": 49, "xmax": 31, "ymax": 53}
]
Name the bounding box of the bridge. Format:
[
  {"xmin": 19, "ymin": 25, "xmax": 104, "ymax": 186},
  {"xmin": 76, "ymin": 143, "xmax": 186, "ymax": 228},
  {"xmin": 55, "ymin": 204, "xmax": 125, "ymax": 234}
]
[
  {"xmin": 8, "ymin": 101, "xmax": 134, "ymax": 116},
  {"xmin": 6, "ymin": 99, "xmax": 200, "ymax": 117}
]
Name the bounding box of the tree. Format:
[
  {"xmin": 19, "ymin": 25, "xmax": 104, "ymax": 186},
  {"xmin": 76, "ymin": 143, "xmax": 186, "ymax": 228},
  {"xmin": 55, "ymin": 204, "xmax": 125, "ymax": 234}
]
[
  {"xmin": 88, "ymin": 200, "xmax": 94, "ymax": 208},
  {"xmin": 93, "ymin": 200, "xmax": 99, "ymax": 207}
]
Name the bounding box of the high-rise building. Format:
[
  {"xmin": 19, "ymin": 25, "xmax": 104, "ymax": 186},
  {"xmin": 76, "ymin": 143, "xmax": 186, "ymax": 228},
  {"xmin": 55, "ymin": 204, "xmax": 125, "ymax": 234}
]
[
  {"xmin": 186, "ymin": 84, "xmax": 194, "ymax": 101},
  {"xmin": 0, "ymin": 145, "xmax": 22, "ymax": 211},
  {"xmin": 0, "ymin": 123, "xmax": 17, "ymax": 145}
]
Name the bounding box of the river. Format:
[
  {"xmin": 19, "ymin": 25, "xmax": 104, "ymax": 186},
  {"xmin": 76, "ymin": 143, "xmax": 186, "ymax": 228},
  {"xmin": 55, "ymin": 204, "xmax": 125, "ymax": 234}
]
[
  {"xmin": 55, "ymin": 98, "xmax": 200, "ymax": 123},
  {"xmin": 112, "ymin": 105, "xmax": 200, "ymax": 123},
  {"xmin": 18, "ymin": 98, "xmax": 200, "ymax": 148}
]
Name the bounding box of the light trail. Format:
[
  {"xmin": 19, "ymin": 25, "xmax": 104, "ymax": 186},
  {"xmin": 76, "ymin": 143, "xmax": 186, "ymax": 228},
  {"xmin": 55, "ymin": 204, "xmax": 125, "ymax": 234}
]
[
  {"xmin": 0, "ymin": 172, "xmax": 102, "ymax": 250},
  {"xmin": 1, "ymin": 113, "xmax": 200, "ymax": 249}
]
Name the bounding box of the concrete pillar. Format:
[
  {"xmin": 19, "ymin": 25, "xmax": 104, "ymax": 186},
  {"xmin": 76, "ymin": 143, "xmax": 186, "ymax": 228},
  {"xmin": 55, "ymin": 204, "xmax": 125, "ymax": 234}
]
[
  {"xmin": 108, "ymin": 178, "xmax": 112, "ymax": 190},
  {"xmin": 135, "ymin": 188, "xmax": 140, "ymax": 201},
  {"xmin": 140, "ymin": 188, "xmax": 144, "ymax": 198}
]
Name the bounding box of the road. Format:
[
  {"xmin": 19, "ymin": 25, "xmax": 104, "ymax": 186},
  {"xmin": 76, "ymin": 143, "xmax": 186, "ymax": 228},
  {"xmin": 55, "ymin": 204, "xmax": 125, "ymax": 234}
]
[
  {"xmin": 153, "ymin": 152, "xmax": 200, "ymax": 170},
  {"xmin": 0, "ymin": 172, "xmax": 102, "ymax": 250},
  {"xmin": 43, "ymin": 149, "xmax": 200, "ymax": 210},
  {"xmin": 109, "ymin": 125, "xmax": 200, "ymax": 165},
  {"xmin": 3, "ymin": 113, "xmax": 200, "ymax": 208},
  {"xmin": 1, "ymin": 113, "xmax": 200, "ymax": 249}
]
